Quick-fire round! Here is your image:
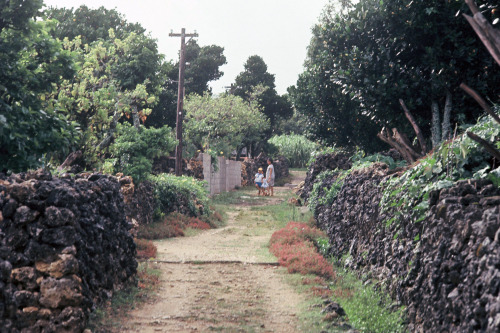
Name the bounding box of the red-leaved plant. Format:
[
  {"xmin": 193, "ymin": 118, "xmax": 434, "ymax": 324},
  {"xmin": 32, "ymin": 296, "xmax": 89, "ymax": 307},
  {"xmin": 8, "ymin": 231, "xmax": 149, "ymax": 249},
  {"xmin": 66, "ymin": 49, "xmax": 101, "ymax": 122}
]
[{"xmin": 270, "ymin": 222, "xmax": 334, "ymax": 279}]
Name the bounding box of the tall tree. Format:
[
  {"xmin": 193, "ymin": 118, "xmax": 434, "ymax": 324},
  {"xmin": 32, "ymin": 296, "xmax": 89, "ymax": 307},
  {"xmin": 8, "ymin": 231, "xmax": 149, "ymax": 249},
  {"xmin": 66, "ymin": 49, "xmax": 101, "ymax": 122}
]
[
  {"xmin": 45, "ymin": 5, "xmax": 146, "ymax": 45},
  {"xmin": 293, "ymin": 0, "xmax": 500, "ymax": 152},
  {"xmin": 183, "ymin": 93, "xmax": 269, "ymax": 157},
  {"xmin": 45, "ymin": 5, "xmax": 164, "ymax": 93},
  {"xmin": 0, "ymin": 1, "xmax": 79, "ymax": 172},
  {"xmin": 233, "ymin": 55, "xmax": 293, "ymax": 131},
  {"xmin": 145, "ymin": 40, "xmax": 227, "ymax": 129},
  {"xmin": 51, "ymin": 33, "xmax": 156, "ymax": 167}
]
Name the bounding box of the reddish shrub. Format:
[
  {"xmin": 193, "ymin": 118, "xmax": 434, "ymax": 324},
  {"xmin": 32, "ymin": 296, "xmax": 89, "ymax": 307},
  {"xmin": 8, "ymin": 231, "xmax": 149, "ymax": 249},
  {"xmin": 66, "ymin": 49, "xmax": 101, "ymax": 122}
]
[
  {"xmin": 187, "ymin": 217, "xmax": 211, "ymax": 230},
  {"xmin": 135, "ymin": 238, "xmax": 157, "ymax": 259},
  {"xmin": 270, "ymin": 222, "xmax": 334, "ymax": 279},
  {"xmin": 311, "ymin": 286, "xmax": 333, "ymax": 298}
]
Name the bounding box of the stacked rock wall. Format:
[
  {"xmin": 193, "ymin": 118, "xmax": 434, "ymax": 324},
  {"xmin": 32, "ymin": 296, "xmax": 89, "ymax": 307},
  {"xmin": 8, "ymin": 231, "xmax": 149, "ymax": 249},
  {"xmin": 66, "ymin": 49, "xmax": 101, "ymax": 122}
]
[
  {"xmin": 310, "ymin": 159, "xmax": 500, "ymax": 332},
  {"xmin": 120, "ymin": 176, "xmax": 155, "ymax": 227},
  {"xmin": 0, "ymin": 171, "xmax": 137, "ymax": 332},
  {"xmin": 299, "ymin": 153, "xmax": 351, "ymax": 201}
]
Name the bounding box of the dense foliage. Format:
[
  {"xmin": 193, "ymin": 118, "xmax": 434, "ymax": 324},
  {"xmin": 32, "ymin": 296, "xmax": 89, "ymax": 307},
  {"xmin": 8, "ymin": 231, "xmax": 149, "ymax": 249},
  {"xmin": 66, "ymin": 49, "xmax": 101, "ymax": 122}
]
[
  {"xmin": 104, "ymin": 123, "xmax": 177, "ymax": 183},
  {"xmin": 183, "ymin": 93, "xmax": 269, "ymax": 157},
  {"xmin": 0, "ymin": 1, "xmax": 79, "ymax": 172},
  {"xmin": 50, "ymin": 32, "xmax": 157, "ymax": 167},
  {"xmin": 268, "ymin": 134, "xmax": 318, "ymax": 168},
  {"xmin": 232, "ymin": 55, "xmax": 293, "ymax": 139},
  {"xmin": 380, "ymin": 113, "xmax": 500, "ymax": 228},
  {"xmin": 149, "ymin": 173, "xmax": 210, "ymax": 218},
  {"xmin": 291, "ymin": 0, "xmax": 500, "ymax": 152}
]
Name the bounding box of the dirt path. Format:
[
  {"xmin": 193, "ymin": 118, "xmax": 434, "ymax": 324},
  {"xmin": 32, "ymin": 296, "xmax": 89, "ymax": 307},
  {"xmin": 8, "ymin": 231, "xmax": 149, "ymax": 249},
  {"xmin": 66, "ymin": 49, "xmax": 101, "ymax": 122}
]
[{"xmin": 120, "ymin": 171, "xmax": 308, "ymax": 333}]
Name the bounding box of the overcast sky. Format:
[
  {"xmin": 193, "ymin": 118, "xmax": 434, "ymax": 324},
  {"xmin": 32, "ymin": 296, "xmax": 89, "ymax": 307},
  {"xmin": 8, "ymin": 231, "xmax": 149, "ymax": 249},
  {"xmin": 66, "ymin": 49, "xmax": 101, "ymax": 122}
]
[{"xmin": 42, "ymin": 0, "xmax": 328, "ymax": 95}]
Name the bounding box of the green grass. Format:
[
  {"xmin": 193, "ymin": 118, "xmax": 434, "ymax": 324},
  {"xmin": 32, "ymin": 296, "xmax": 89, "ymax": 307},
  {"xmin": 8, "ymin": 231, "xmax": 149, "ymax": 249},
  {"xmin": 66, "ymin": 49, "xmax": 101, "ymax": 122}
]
[
  {"xmin": 329, "ymin": 267, "xmax": 406, "ymax": 333},
  {"xmin": 282, "ymin": 273, "xmax": 349, "ymax": 333},
  {"xmin": 251, "ymin": 193, "xmax": 313, "ymax": 228}
]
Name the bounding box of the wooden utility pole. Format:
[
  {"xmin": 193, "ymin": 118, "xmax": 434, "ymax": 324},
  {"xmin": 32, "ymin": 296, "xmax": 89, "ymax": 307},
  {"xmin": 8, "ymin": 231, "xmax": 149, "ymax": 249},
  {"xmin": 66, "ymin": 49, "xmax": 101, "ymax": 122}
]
[{"xmin": 169, "ymin": 28, "xmax": 199, "ymax": 176}]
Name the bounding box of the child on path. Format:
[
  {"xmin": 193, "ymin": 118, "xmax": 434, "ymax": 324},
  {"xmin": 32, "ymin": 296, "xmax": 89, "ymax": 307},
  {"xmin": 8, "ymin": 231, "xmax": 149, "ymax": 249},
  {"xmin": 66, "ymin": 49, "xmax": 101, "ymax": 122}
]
[
  {"xmin": 261, "ymin": 177, "xmax": 269, "ymax": 196},
  {"xmin": 254, "ymin": 168, "xmax": 265, "ymax": 196}
]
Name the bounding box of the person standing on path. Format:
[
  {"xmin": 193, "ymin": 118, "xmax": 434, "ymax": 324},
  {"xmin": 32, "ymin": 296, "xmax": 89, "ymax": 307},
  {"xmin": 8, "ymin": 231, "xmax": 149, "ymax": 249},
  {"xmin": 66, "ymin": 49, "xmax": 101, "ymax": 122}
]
[{"xmin": 266, "ymin": 158, "xmax": 275, "ymax": 196}]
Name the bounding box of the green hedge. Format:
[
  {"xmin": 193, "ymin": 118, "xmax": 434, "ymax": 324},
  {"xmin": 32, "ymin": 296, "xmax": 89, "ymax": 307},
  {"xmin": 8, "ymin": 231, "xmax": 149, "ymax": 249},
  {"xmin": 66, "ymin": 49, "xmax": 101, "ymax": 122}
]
[{"xmin": 149, "ymin": 173, "xmax": 209, "ymax": 219}]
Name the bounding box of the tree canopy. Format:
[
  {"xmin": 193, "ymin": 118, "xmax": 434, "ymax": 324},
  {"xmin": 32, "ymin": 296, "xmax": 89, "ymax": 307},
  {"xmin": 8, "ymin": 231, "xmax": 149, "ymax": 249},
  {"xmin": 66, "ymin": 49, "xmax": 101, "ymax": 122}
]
[
  {"xmin": 0, "ymin": 1, "xmax": 79, "ymax": 172},
  {"xmin": 183, "ymin": 93, "xmax": 269, "ymax": 157},
  {"xmin": 291, "ymin": 0, "xmax": 500, "ymax": 152},
  {"xmin": 233, "ymin": 55, "xmax": 293, "ymax": 131},
  {"xmin": 45, "ymin": 5, "xmax": 146, "ymax": 45},
  {"xmin": 145, "ymin": 40, "xmax": 227, "ymax": 129}
]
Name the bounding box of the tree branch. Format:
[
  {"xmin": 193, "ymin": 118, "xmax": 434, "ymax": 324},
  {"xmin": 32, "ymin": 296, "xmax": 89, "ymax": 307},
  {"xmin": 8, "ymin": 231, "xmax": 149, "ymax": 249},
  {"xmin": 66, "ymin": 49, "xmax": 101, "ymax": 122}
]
[
  {"xmin": 58, "ymin": 151, "xmax": 82, "ymax": 171},
  {"xmin": 392, "ymin": 128, "xmax": 421, "ymax": 160},
  {"xmin": 465, "ymin": 0, "xmax": 480, "ymax": 15},
  {"xmin": 466, "ymin": 132, "xmax": 500, "ymax": 161},
  {"xmin": 399, "ymin": 99, "xmax": 427, "ymax": 154},
  {"xmin": 460, "ymin": 83, "xmax": 500, "ymax": 125},
  {"xmin": 463, "ymin": 0, "xmax": 500, "ymax": 66},
  {"xmin": 463, "ymin": 14, "xmax": 500, "ymax": 66},
  {"xmin": 377, "ymin": 127, "xmax": 415, "ymax": 164}
]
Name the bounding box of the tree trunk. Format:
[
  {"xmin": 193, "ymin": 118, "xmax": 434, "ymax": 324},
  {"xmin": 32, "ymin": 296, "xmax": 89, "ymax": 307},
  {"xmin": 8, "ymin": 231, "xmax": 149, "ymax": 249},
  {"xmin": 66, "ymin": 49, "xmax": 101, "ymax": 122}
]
[
  {"xmin": 431, "ymin": 100, "xmax": 441, "ymax": 148},
  {"xmin": 98, "ymin": 108, "xmax": 122, "ymax": 151},
  {"xmin": 377, "ymin": 127, "xmax": 416, "ymax": 164},
  {"xmin": 399, "ymin": 99, "xmax": 428, "ymax": 154},
  {"xmin": 58, "ymin": 151, "xmax": 82, "ymax": 171},
  {"xmin": 441, "ymin": 91, "xmax": 452, "ymax": 141},
  {"xmin": 132, "ymin": 105, "xmax": 141, "ymax": 130}
]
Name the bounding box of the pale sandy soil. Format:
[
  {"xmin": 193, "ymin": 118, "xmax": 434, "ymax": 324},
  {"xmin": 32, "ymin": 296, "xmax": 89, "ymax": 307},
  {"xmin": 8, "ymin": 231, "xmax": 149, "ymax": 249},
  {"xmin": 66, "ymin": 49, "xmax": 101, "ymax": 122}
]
[{"xmin": 118, "ymin": 171, "xmax": 308, "ymax": 333}]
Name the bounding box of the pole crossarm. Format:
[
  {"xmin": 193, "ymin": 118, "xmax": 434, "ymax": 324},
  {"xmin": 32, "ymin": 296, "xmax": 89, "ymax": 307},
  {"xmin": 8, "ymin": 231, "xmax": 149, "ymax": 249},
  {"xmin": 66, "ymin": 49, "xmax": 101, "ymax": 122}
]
[{"xmin": 169, "ymin": 32, "xmax": 199, "ymax": 38}]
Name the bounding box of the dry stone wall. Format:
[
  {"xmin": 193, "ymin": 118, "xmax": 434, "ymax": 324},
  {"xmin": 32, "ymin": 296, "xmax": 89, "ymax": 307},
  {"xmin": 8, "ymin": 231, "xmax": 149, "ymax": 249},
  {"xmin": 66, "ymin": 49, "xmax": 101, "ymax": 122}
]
[
  {"xmin": 0, "ymin": 171, "xmax": 137, "ymax": 332},
  {"xmin": 307, "ymin": 157, "xmax": 500, "ymax": 332}
]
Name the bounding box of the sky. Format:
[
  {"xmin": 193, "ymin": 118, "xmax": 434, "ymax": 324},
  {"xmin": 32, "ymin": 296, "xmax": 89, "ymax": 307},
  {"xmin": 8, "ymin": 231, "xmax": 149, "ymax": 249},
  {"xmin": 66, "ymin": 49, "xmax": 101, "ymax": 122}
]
[{"xmin": 42, "ymin": 0, "xmax": 328, "ymax": 95}]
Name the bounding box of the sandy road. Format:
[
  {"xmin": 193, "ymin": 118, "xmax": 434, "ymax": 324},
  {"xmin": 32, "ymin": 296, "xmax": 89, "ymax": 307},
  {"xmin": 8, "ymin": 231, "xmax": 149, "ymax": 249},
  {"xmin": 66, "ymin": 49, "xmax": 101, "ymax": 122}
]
[{"xmin": 119, "ymin": 172, "xmax": 307, "ymax": 333}]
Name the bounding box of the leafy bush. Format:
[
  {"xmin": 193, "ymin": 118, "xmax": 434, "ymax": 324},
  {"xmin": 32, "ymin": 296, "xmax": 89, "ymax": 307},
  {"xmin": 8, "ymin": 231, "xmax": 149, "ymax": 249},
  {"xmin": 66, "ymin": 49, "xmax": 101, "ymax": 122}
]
[
  {"xmin": 135, "ymin": 238, "xmax": 157, "ymax": 259},
  {"xmin": 270, "ymin": 222, "xmax": 334, "ymax": 279},
  {"xmin": 106, "ymin": 123, "xmax": 177, "ymax": 183},
  {"xmin": 351, "ymin": 150, "xmax": 406, "ymax": 170},
  {"xmin": 268, "ymin": 134, "xmax": 318, "ymax": 167},
  {"xmin": 149, "ymin": 173, "xmax": 209, "ymax": 219}
]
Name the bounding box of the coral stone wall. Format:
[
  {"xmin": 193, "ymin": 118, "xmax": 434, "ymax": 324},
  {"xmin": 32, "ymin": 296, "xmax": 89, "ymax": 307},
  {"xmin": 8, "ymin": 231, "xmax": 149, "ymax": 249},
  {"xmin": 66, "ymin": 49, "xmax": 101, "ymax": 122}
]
[
  {"xmin": 0, "ymin": 171, "xmax": 137, "ymax": 332},
  {"xmin": 308, "ymin": 159, "xmax": 500, "ymax": 332},
  {"xmin": 300, "ymin": 153, "xmax": 351, "ymax": 201}
]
